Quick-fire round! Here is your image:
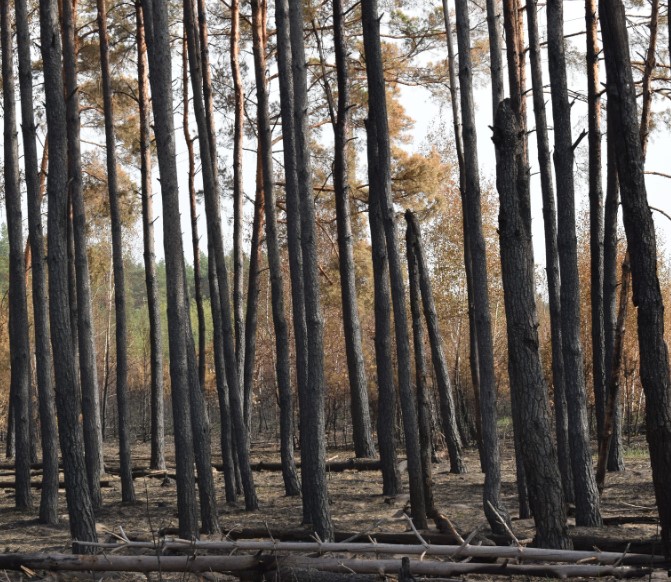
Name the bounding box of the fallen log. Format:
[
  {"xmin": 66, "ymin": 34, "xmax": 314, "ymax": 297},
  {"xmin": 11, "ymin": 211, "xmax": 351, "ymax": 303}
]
[
  {"xmin": 77, "ymin": 538, "xmax": 666, "ymax": 565},
  {"xmin": 216, "ymin": 458, "xmax": 383, "ymax": 473},
  {"xmin": 0, "ymin": 478, "xmax": 118, "ymax": 490}
]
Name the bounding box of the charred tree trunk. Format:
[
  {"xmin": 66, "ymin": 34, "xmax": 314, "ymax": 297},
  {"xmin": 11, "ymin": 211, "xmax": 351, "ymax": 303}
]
[{"xmin": 493, "ymin": 99, "xmax": 571, "ymax": 550}]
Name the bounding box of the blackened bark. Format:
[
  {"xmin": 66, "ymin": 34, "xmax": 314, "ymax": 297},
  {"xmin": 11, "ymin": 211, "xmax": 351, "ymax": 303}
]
[
  {"xmin": 493, "ymin": 100, "xmax": 571, "ymax": 550},
  {"xmin": 603, "ymin": 112, "xmax": 625, "ymax": 472},
  {"xmin": 136, "ymin": 0, "xmax": 165, "ymax": 472},
  {"xmin": 362, "ymin": 0, "xmax": 427, "ymax": 530},
  {"xmin": 440, "ymin": 0, "xmax": 483, "ymax": 460},
  {"xmin": 230, "ymin": 0, "xmax": 246, "ymax": 400},
  {"xmin": 454, "ymin": 0, "xmax": 508, "ymax": 534},
  {"xmin": 365, "ymin": 121, "xmax": 402, "ymax": 496},
  {"xmin": 97, "ymin": 0, "xmax": 135, "ymax": 504},
  {"xmin": 2, "ymin": 1, "xmax": 32, "ymax": 510},
  {"xmin": 251, "ymin": 0, "xmax": 301, "ymax": 497},
  {"xmin": 600, "ymin": 0, "xmax": 671, "ymax": 556},
  {"xmin": 406, "ymin": 212, "xmax": 464, "ymax": 474},
  {"xmin": 525, "ymin": 0, "xmax": 573, "ymax": 502},
  {"xmin": 585, "ymin": 0, "xmax": 606, "ymax": 444},
  {"xmin": 406, "ymin": 226, "xmax": 435, "ymax": 515},
  {"xmin": 485, "ymin": 0, "xmax": 505, "ymax": 119},
  {"xmin": 16, "ymin": 0, "xmax": 59, "ymax": 522},
  {"xmin": 142, "ymin": 0, "xmax": 199, "ymax": 538},
  {"xmin": 61, "ymin": 0, "xmax": 104, "ymax": 510},
  {"xmin": 547, "ymin": 0, "xmax": 602, "ymax": 527},
  {"xmin": 327, "ymin": 0, "xmax": 377, "ymax": 460},
  {"xmin": 39, "ymin": 0, "xmax": 97, "ymax": 548}
]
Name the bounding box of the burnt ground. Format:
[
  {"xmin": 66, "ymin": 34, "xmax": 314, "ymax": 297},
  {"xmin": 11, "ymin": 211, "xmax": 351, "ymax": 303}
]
[{"xmin": 0, "ymin": 436, "xmax": 663, "ymax": 580}]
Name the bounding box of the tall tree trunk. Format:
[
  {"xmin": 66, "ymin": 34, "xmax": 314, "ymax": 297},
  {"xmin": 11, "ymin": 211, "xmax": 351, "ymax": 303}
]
[
  {"xmin": 485, "ymin": 0, "xmax": 505, "ymax": 120},
  {"xmin": 406, "ymin": 212, "xmax": 464, "ymax": 474},
  {"xmin": 603, "ymin": 111, "xmax": 625, "ymax": 472},
  {"xmin": 250, "ymin": 0, "xmax": 301, "ymax": 497},
  {"xmin": 454, "ymin": 0, "xmax": 509, "ymax": 534},
  {"xmin": 526, "ymin": 0, "xmax": 573, "ymax": 504},
  {"xmin": 183, "ymin": 0, "xmax": 258, "ymax": 512},
  {"xmin": 2, "ymin": 0, "xmax": 32, "ymax": 510},
  {"xmin": 546, "ymin": 0, "xmax": 602, "ymax": 527},
  {"xmin": 600, "ymin": 0, "xmax": 671, "ymax": 557},
  {"xmin": 493, "ymin": 99, "xmax": 571, "ymax": 550},
  {"xmin": 327, "ymin": 0, "xmax": 377, "ymax": 460},
  {"xmin": 136, "ymin": 0, "xmax": 165, "ymax": 472},
  {"xmin": 361, "ymin": 0, "xmax": 427, "ymax": 529},
  {"xmin": 182, "ymin": 33, "xmax": 207, "ymax": 391},
  {"xmin": 97, "ymin": 0, "xmax": 135, "ymax": 504},
  {"xmin": 230, "ymin": 0, "xmax": 246, "ymax": 398},
  {"xmin": 287, "ymin": 0, "xmax": 334, "ymax": 538},
  {"xmin": 585, "ymin": 0, "xmax": 606, "ymax": 444},
  {"xmin": 61, "ymin": 0, "xmax": 104, "ymax": 510},
  {"xmin": 16, "ymin": 0, "xmax": 59, "ymax": 522},
  {"xmin": 141, "ymin": 0, "xmax": 199, "ymax": 539},
  {"xmin": 440, "ymin": 0, "xmax": 483, "ymax": 463},
  {"xmin": 39, "ymin": 0, "xmax": 97, "ymax": 549},
  {"xmin": 406, "ymin": 225, "xmax": 435, "ymax": 515}
]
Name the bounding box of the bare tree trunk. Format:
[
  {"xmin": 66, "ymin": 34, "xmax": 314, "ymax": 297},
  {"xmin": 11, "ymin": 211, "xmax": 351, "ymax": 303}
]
[
  {"xmin": 97, "ymin": 0, "xmax": 135, "ymax": 504},
  {"xmin": 454, "ymin": 0, "xmax": 508, "ymax": 534},
  {"xmin": 493, "ymin": 99, "xmax": 571, "ymax": 550},
  {"xmin": 546, "ymin": 0, "xmax": 602, "ymax": 527},
  {"xmin": 440, "ymin": 0, "xmax": 483, "ymax": 462},
  {"xmin": 136, "ymin": 0, "xmax": 165, "ymax": 472},
  {"xmin": 526, "ymin": 0, "xmax": 573, "ymax": 503},
  {"xmin": 61, "ymin": 0, "xmax": 104, "ymax": 510},
  {"xmin": 287, "ymin": 0, "xmax": 334, "ymax": 539},
  {"xmin": 250, "ymin": 0, "xmax": 301, "ymax": 496},
  {"xmin": 362, "ymin": 0, "xmax": 427, "ymax": 529},
  {"xmin": 600, "ymin": 0, "xmax": 671, "ymax": 557},
  {"xmin": 16, "ymin": 0, "xmax": 59, "ymax": 522},
  {"xmin": 2, "ymin": 0, "xmax": 32, "ymax": 510},
  {"xmin": 406, "ymin": 212, "xmax": 464, "ymax": 474},
  {"xmin": 141, "ymin": 0, "xmax": 199, "ymax": 539},
  {"xmin": 39, "ymin": 0, "xmax": 96, "ymax": 548},
  {"xmin": 406, "ymin": 226, "xmax": 435, "ymax": 515}
]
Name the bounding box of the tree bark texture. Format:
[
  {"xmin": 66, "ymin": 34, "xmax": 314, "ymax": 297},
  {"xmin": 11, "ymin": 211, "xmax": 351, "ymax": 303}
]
[
  {"xmin": 97, "ymin": 0, "xmax": 135, "ymax": 504},
  {"xmin": 546, "ymin": 0, "xmax": 602, "ymax": 527},
  {"xmin": 600, "ymin": 0, "xmax": 671, "ymax": 556},
  {"xmin": 251, "ymin": 0, "xmax": 301, "ymax": 497},
  {"xmin": 61, "ymin": 0, "xmax": 105, "ymax": 510},
  {"xmin": 406, "ymin": 212, "xmax": 464, "ymax": 474},
  {"xmin": 525, "ymin": 0, "xmax": 574, "ymax": 502},
  {"xmin": 2, "ymin": 0, "xmax": 33, "ymax": 510},
  {"xmin": 454, "ymin": 0, "xmax": 508, "ymax": 534},
  {"xmin": 15, "ymin": 0, "xmax": 60, "ymax": 523},
  {"xmin": 493, "ymin": 100, "xmax": 571, "ymax": 550},
  {"xmin": 141, "ymin": 0, "xmax": 199, "ymax": 538},
  {"xmin": 39, "ymin": 0, "xmax": 97, "ymax": 548},
  {"xmin": 136, "ymin": 0, "xmax": 165, "ymax": 472}
]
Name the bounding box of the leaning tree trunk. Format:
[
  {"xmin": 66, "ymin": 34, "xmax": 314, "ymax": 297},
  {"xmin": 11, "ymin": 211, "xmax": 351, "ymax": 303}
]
[
  {"xmin": 406, "ymin": 226, "xmax": 436, "ymax": 516},
  {"xmin": 546, "ymin": 0, "xmax": 602, "ymax": 527},
  {"xmin": 250, "ymin": 0, "xmax": 301, "ymax": 497},
  {"xmin": 526, "ymin": 0, "xmax": 573, "ymax": 503},
  {"xmin": 2, "ymin": 0, "xmax": 33, "ymax": 510},
  {"xmin": 39, "ymin": 0, "xmax": 97, "ymax": 549},
  {"xmin": 61, "ymin": 0, "xmax": 104, "ymax": 510},
  {"xmin": 330, "ymin": 0, "xmax": 376, "ymax": 460},
  {"xmin": 493, "ymin": 99, "xmax": 571, "ymax": 550},
  {"xmin": 97, "ymin": 0, "xmax": 135, "ymax": 504},
  {"xmin": 362, "ymin": 0, "xmax": 427, "ymax": 530},
  {"xmin": 287, "ymin": 0, "xmax": 334, "ymax": 539},
  {"xmin": 406, "ymin": 212, "xmax": 464, "ymax": 474},
  {"xmin": 141, "ymin": 0, "xmax": 199, "ymax": 539},
  {"xmin": 15, "ymin": 0, "xmax": 59, "ymax": 523},
  {"xmin": 136, "ymin": 0, "xmax": 165, "ymax": 472},
  {"xmin": 454, "ymin": 0, "xmax": 508, "ymax": 534},
  {"xmin": 600, "ymin": 0, "xmax": 671, "ymax": 557}
]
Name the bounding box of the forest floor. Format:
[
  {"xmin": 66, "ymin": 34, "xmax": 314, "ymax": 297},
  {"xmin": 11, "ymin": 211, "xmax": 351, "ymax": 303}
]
[{"xmin": 0, "ymin": 434, "xmax": 662, "ymax": 580}]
